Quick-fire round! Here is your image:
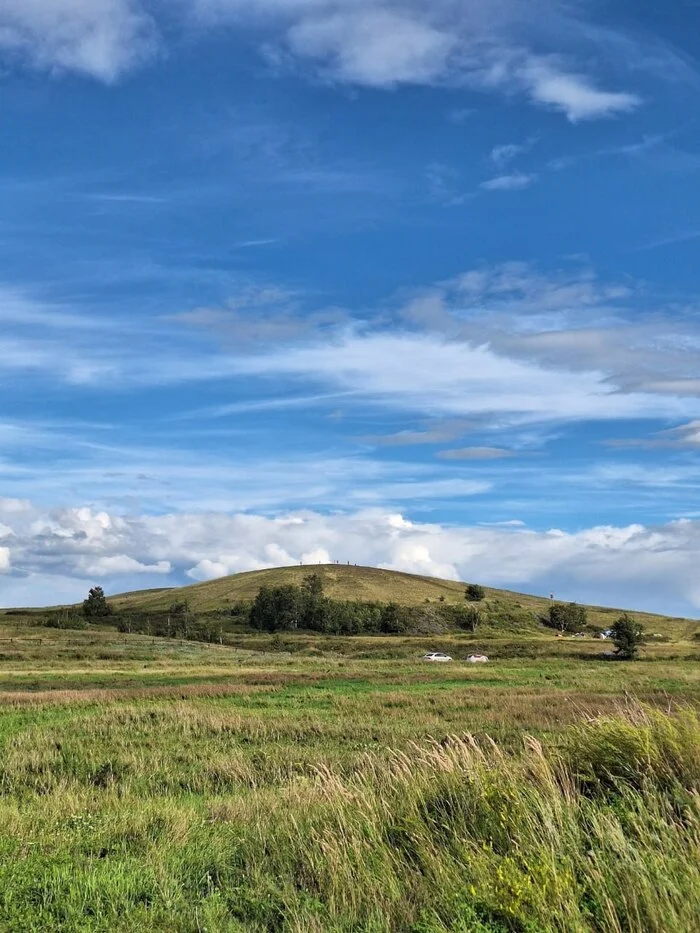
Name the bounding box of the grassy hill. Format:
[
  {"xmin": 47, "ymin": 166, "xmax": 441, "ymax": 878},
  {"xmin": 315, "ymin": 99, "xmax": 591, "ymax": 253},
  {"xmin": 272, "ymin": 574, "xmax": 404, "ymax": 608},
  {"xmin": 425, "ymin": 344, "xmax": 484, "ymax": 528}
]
[{"xmin": 107, "ymin": 563, "xmax": 697, "ymax": 639}]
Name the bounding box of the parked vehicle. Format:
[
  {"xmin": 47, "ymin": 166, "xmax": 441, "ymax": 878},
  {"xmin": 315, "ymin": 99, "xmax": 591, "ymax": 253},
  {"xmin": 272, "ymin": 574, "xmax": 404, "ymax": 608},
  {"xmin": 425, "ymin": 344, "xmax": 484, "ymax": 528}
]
[{"xmin": 422, "ymin": 652, "xmax": 452, "ymax": 662}]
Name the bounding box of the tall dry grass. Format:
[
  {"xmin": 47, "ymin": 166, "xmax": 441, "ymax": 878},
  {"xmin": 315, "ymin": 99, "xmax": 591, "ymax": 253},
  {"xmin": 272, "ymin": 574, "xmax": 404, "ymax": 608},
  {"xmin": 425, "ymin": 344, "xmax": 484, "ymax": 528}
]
[{"xmin": 0, "ymin": 704, "xmax": 698, "ymax": 930}]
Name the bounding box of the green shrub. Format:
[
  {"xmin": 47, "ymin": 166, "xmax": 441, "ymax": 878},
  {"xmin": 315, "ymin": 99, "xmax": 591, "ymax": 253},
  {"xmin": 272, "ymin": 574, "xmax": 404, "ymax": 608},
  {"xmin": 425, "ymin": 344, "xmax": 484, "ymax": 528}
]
[
  {"xmin": 454, "ymin": 605, "xmax": 480, "ymax": 632},
  {"xmin": 465, "ymin": 584, "xmax": 486, "ymax": 602},
  {"xmin": 38, "ymin": 613, "xmax": 88, "ymax": 631}
]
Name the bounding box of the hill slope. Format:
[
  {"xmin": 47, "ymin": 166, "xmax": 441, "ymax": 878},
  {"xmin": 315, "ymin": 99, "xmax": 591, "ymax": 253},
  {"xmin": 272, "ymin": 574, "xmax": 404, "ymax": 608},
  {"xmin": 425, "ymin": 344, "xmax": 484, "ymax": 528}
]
[{"xmin": 110, "ymin": 564, "xmax": 696, "ymax": 638}]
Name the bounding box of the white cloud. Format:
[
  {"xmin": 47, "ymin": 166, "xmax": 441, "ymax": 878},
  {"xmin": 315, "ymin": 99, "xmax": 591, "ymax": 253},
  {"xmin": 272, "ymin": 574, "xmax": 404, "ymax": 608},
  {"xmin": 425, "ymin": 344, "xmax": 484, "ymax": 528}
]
[
  {"xmin": 517, "ymin": 60, "xmax": 641, "ymax": 121},
  {"xmin": 85, "ymin": 555, "xmax": 172, "ymax": 575},
  {"xmin": 3, "ymin": 501, "xmax": 700, "ymax": 616},
  {"xmin": 350, "ymin": 478, "xmax": 491, "ymax": 502},
  {"xmin": 301, "ymin": 546, "xmax": 331, "ymax": 565},
  {"xmin": 481, "ymin": 172, "xmax": 536, "ymax": 191},
  {"xmin": 0, "ymin": 498, "xmax": 31, "ymax": 514},
  {"xmin": 187, "ymin": 559, "xmax": 231, "ymax": 581},
  {"xmin": 286, "ymin": 9, "xmax": 456, "ymax": 87},
  {"xmin": 0, "ymin": 0, "xmax": 157, "ymax": 81},
  {"xmin": 4, "ymin": 264, "xmax": 700, "ymax": 436},
  {"xmin": 437, "ymin": 447, "xmax": 515, "ymax": 460},
  {"xmin": 0, "ymin": 0, "xmax": 653, "ymax": 123},
  {"xmin": 0, "ymin": 547, "xmax": 10, "ymax": 572},
  {"xmin": 490, "ymin": 141, "xmax": 531, "ymax": 168},
  {"xmin": 196, "ymin": 2, "xmax": 645, "ymax": 118},
  {"xmin": 398, "ymin": 263, "xmax": 700, "ymax": 401},
  {"xmin": 235, "ymin": 331, "xmax": 700, "ymax": 425},
  {"xmin": 607, "ymin": 421, "xmax": 700, "ymax": 450},
  {"xmin": 361, "ymin": 421, "xmax": 470, "ymax": 446}
]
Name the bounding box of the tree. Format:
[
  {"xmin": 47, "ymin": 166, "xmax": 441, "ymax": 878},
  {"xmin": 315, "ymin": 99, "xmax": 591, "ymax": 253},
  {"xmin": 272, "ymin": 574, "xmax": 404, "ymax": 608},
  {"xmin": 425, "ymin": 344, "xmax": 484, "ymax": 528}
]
[
  {"xmin": 546, "ymin": 602, "xmax": 587, "ymax": 633},
  {"xmin": 465, "ymin": 584, "xmax": 486, "ymax": 602},
  {"xmin": 301, "ymin": 573, "xmax": 324, "ymax": 600},
  {"xmin": 300, "ymin": 573, "xmax": 325, "ymax": 630},
  {"xmin": 169, "ymin": 601, "xmax": 191, "ymax": 638},
  {"xmin": 250, "ymin": 585, "xmax": 300, "ymax": 632},
  {"xmin": 250, "ymin": 586, "xmax": 277, "ymax": 631},
  {"xmin": 380, "ymin": 602, "xmax": 407, "ymax": 634},
  {"xmin": 611, "ymin": 613, "xmax": 644, "ymax": 659},
  {"xmin": 82, "ymin": 586, "xmax": 111, "ymax": 619}
]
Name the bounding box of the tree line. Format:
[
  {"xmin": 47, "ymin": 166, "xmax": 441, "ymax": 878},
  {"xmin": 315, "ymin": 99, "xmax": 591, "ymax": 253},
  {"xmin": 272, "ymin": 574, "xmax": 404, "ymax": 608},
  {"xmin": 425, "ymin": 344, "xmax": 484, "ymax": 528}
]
[
  {"xmin": 74, "ymin": 580, "xmax": 645, "ymax": 657},
  {"xmin": 248, "ymin": 574, "xmax": 481, "ymax": 635}
]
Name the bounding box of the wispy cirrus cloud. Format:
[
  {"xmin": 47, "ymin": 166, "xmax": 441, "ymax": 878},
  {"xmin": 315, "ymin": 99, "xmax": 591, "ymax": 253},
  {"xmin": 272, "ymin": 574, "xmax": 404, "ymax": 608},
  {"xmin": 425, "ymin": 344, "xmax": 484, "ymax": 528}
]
[
  {"xmin": 194, "ymin": 0, "xmax": 648, "ymax": 119},
  {"xmin": 0, "ymin": 415, "xmax": 495, "ymax": 515},
  {"xmin": 0, "ymin": 1, "xmax": 673, "ymax": 122},
  {"xmin": 437, "ymin": 447, "xmax": 516, "ymax": 460},
  {"xmin": 489, "ymin": 137, "xmax": 538, "ymax": 168},
  {"xmin": 235, "ymin": 331, "xmax": 700, "ymax": 424},
  {"xmin": 607, "ymin": 421, "xmax": 700, "ymax": 450},
  {"xmin": 360, "ymin": 421, "xmax": 471, "ymax": 447},
  {"xmin": 170, "ymin": 284, "xmax": 347, "ymax": 346},
  {"xmin": 481, "ymin": 172, "xmax": 537, "ymax": 191},
  {"xmin": 4, "ymin": 263, "xmax": 700, "ymax": 429}
]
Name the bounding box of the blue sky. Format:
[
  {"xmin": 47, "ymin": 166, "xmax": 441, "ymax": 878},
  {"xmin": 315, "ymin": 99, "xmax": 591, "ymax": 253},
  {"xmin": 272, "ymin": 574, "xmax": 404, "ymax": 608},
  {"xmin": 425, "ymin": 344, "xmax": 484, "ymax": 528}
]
[{"xmin": 1, "ymin": 0, "xmax": 700, "ymax": 614}]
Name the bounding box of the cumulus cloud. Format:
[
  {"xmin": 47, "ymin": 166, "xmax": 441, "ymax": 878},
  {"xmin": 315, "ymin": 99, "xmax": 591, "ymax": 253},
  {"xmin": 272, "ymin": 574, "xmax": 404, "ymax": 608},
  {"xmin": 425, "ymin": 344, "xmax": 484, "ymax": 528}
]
[
  {"xmin": 284, "ymin": 8, "xmax": 456, "ymax": 87},
  {"xmin": 0, "ymin": 547, "xmax": 10, "ymax": 572},
  {"xmin": 0, "ymin": 498, "xmax": 32, "ymax": 513},
  {"xmin": 84, "ymin": 555, "xmax": 172, "ymax": 576},
  {"xmin": 3, "ymin": 501, "xmax": 700, "ymax": 616},
  {"xmin": 0, "ymin": 0, "xmax": 157, "ymax": 81}
]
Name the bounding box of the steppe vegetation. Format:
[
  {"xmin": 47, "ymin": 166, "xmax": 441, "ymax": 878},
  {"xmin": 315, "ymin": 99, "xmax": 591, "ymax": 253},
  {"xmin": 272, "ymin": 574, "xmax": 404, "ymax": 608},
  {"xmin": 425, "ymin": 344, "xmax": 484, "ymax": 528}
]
[{"xmin": 0, "ymin": 566, "xmax": 698, "ymax": 931}]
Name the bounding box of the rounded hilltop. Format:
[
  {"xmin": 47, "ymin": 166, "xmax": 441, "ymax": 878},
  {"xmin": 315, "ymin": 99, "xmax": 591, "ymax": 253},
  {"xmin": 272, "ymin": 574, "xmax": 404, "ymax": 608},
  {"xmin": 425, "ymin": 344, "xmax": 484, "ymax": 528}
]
[
  {"xmin": 105, "ymin": 564, "xmax": 692, "ymax": 638},
  {"xmin": 110, "ymin": 564, "xmax": 470, "ymax": 613}
]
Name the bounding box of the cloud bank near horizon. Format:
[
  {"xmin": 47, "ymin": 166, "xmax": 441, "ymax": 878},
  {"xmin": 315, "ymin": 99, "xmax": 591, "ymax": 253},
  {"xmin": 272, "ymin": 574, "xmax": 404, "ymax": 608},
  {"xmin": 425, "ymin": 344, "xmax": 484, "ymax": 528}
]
[{"xmin": 1, "ymin": 498, "xmax": 699, "ymax": 617}]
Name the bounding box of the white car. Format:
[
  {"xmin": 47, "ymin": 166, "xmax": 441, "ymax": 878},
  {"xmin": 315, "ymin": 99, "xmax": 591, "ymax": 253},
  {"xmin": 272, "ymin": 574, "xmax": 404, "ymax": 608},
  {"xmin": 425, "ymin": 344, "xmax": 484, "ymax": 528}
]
[{"xmin": 423, "ymin": 652, "xmax": 452, "ymax": 662}]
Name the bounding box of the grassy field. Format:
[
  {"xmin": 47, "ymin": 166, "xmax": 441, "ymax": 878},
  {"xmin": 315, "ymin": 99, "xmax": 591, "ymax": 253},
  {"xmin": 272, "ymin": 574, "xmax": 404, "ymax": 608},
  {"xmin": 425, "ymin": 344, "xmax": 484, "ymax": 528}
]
[
  {"xmin": 0, "ymin": 610, "xmax": 698, "ymax": 931},
  {"xmin": 2, "ymin": 568, "xmax": 699, "ymax": 931}
]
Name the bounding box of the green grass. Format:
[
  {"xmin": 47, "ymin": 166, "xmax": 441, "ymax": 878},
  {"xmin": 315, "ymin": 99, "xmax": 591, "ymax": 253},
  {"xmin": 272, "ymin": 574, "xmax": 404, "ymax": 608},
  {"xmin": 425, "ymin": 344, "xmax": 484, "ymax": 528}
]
[{"xmin": 0, "ymin": 610, "xmax": 699, "ymax": 929}]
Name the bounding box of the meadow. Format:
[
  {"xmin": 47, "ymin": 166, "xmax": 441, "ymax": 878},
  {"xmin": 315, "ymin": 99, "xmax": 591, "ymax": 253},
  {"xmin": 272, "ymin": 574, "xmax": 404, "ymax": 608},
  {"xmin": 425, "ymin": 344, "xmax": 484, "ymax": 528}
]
[{"xmin": 0, "ymin": 616, "xmax": 698, "ymax": 932}]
